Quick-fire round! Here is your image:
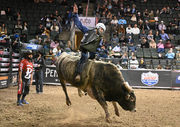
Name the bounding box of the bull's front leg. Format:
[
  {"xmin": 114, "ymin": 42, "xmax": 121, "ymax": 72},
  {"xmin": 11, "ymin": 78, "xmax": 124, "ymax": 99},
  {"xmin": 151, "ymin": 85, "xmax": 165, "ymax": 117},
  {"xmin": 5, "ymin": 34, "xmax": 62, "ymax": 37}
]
[
  {"xmin": 112, "ymin": 102, "xmax": 119, "ymax": 116},
  {"xmin": 78, "ymin": 88, "xmax": 83, "ymax": 97},
  {"xmin": 91, "ymin": 86, "xmax": 111, "ymax": 123},
  {"xmin": 60, "ymin": 80, "xmax": 71, "ymax": 106}
]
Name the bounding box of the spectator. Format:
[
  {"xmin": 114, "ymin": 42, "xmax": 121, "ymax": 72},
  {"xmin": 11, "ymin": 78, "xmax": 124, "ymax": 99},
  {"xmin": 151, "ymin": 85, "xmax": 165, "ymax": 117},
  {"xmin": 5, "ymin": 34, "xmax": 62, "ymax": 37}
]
[
  {"xmin": 143, "ymin": 9, "xmax": 149, "ymax": 18},
  {"xmin": 107, "ymin": 46, "xmax": 114, "ymax": 58},
  {"xmin": 176, "ymin": 51, "xmax": 180, "ymax": 61},
  {"xmin": 106, "ymin": 11, "xmax": 113, "ymax": 20},
  {"xmin": 124, "ymin": 5, "xmax": 131, "ymax": 16},
  {"xmin": 50, "ymin": 22, "xmax": 59, "ymax": 39},
  {"xmin": 144, "ymin": 20, "xmax": 151, "ymax": 30},
  {"xmin": 138, "ymin": 58, "xmax": 146, "ymax": 69},
  {"xmin": 45, "ymin": 18, "xmax": 52, "ymax": 30},
  {"xmin": 22, "ymin": 21, "xmax": 28, "ymax": 35},
  {"xmin": 112, "ymin": 43, "xmax": 121, "ymax": 57},
  {"xmin": 126, "ymin": 24, "xmax": 133, "ymax": 35},
  {"xmin": 129, "ymin": 52, "xmax": 136, "ymax": 60},
  {"xmin": 131, "ymin": 24, "xmax": 140, "ymax": 35},
  {"xmin": 165, "ymin": 48, "xmax": 175, "ymax": 59},
  {"xmin": 164, "ymin": 39, "xmax": 174, "ymax": 49},
  {"xmin": 149, "ymin": 39, "xmax": 157, "ymax": 49},
  {"xmin": 118, "ymin": 25, "xmax": 125, "ymax": 36},
  {"xmin": 160, "ymin": 30, "xmax": 169, "ymax": 41},
  {"xmin": 50, "ymin": 40, "xmax": 59, "ymax": 49},
  {"xmin": 154, "ymin": 30, "xmax": 161, "ymax": 42},
  {"xmin": 56, "ymin": 16, "xmax": 63, "ymax": 33},
  {"xmin": 157, "ymin": 39, "xmax": 164, "ymax": 53},
  {"xmin": 56, "ymin": 47, "xmax": 62, "ymax": 57},
  {"xmin": 121, "ymin": 52, "xmax": 128, "ymax": 67},
  {"xmin": 130, "ymin": 14, "xmax": 137, "ymax": 22},
  {"xmin": 138, "ymin": 18, "xmax": 144, "ymax": 30},
  {"xmin": 129, "ymin": 56, "xmax": 139, "ymax": 69},
  {"xmin": 158, "ymin": 21, "xmax": 166, "ymax": 31},
  {"xmin": 14, "ymin": 12, "xmax": 22, "ymax": 21},
  {"xmin": 42, "ymin": 27, "xmax": 50, "ymax": 39},
  {"xmin": 0, "ymin": 23, "xmax": 7, "ymax": 35},
  {"xmin": 14, "ymin": 21, "xmax": 23, "ymax": 34},
  {"xmin": 139, "ymin": 30, "xmax": 147, "ymax": 39},
  {"xmin": 36, "ymin": 24, "xmax": 44, "ymax": 36},
  {"xmin": 64, "ymin": 40, "xmax": 72, "ymax": 53},
  {"xmin": 128, "ymin": 43, "xmax": 136, "ymax": 52},
  {"xmin": 97, "ymin": 45, "xmax": 108, "ymax": 58},
  {"xmin": 137, "ymin": 12, "xmax": 143, "ymax": 22},
  {"xmin": 149, "ymin": 10, "xmax": 155, "ymax": 20},
  {"xmin": 121, "ymin": 42, "xmax": 128, "ymax": 54},
  {"xmin": 34, "ymin": 52, "xmax": 45, "ymax": 94},
  {"xmin": 110, "ymin": 16, "xmax": 118, "ymax": 26},
  {"xmin": 156, "ymin": 64, "xmax": 163, "ymax": 70},
  {"xmin": 111, "ymin": 34, "xmax": 119, "ymax": 44},
  {"xmin": 118, "ymin": 17, "xmax": 127, "ymax": 25},
  {"xmin": 141, "ymin": 37, "xmax": 149, "ymax": 48},
  {"xmin": 132, "ymin": 24, "xmax": 140, "ymax": 44},
  {"xmin": 131, "ymin": 4, "xmax": 137, "ymax": 14},
  {"xmin": 126, "ymin": 35, "xmax": 134, "ymax": 44},
  {"xmin": 147, "ymin": 30, "xmax": 154, "ymax": 41}
]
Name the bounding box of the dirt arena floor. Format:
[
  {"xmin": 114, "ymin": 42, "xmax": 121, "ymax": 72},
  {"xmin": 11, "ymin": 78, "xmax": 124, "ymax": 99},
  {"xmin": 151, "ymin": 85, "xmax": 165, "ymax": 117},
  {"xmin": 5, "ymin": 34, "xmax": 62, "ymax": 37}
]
[{"xmin": 0, "ymin": 85, "xmax": 180, "ymax": 127}]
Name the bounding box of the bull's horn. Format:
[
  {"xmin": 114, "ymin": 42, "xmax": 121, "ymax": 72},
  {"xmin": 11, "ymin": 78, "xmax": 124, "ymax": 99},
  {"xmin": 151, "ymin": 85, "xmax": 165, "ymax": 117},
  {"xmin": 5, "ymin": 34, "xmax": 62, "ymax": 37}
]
[{"xmin": 124, "ymin": 82, "xmax": 133, "ymax": 92}]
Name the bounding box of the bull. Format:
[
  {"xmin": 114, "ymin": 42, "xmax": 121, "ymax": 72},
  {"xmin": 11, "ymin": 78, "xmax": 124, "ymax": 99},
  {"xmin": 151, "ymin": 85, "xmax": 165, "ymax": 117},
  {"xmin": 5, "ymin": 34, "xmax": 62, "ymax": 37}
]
[{"xmin": 56, "ymin": 52, "xmax": 136, "ymax": 122}]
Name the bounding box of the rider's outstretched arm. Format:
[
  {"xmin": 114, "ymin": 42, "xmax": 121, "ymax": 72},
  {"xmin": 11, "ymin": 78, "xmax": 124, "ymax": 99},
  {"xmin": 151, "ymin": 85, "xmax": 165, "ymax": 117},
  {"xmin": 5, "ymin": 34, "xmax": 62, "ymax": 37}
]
[{"xmin": 72, "ymin": 3, "xmax": 89, "ymax": 34}]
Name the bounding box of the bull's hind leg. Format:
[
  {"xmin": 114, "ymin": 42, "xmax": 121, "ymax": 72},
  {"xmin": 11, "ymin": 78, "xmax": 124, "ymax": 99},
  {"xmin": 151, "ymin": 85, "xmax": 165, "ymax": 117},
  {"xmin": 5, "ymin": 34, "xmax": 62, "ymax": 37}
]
[
  {"xmin": 60, "ymin": 79, "xmax": 71, "ymax": 106},
  {"xmin": 112, "ymin": 102, "xmax": 119, "ymax": 116},
  {"xmin": 91, "ymin": 86, "xmax": 111, "ymax": 123}
]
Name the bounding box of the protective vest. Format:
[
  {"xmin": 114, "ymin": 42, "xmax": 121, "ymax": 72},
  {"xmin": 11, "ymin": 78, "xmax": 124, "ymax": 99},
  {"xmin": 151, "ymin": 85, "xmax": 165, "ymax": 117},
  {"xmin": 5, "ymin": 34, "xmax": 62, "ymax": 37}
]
[{"xmin": 80, "ymin": 29, "xmax": 102, "ymax": 52}]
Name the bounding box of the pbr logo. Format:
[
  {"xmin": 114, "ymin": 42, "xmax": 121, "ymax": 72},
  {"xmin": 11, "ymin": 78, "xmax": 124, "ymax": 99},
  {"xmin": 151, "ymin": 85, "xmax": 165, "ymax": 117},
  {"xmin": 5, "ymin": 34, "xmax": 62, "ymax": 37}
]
[
  {"xmin": 176, "ymin": 75, "xmax": 180, "ymax": 84},
  {"xmin": 141, "ymin": 72, "xmax": 159, "ymax": 86}
]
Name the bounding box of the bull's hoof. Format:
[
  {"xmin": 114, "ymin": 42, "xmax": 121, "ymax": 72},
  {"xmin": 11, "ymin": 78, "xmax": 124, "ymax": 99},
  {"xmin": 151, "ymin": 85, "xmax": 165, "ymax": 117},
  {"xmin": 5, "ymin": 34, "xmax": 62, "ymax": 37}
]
[
  {"xmin": 78, "ymin": 91, "xmax": 83, "ymax": 97},
  {"xmin": 66, "ymin": 100, "xmax": 72, "ymax": 106},
  {"xmin": 106, "ymin": 117, "xmax": 111, "ymax": 123},
  {"xmin": 115, "ymin": 111, "xmax": 120, "ymax": 117},
  {"xmin": 75, "ymin": 75, "xmax": 81, "ymax": 82}
]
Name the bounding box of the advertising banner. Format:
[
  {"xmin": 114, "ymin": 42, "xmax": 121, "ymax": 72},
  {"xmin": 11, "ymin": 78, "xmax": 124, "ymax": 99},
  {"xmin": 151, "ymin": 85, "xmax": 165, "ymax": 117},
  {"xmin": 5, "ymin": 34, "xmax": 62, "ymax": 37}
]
[
  {"xmin": 171, "ymin": 70, "xmax": 180, "ymax": 89},
  {"xmin": 22, "ymin": 43, "xmax": 43, "ymax": 51},
  {"xmin": 79, "ymin": 17, "xmax": 96, "ymax": 28},
  {"xmin": 42, "ymin": 66, "xmax": 174, "ymax": 89},
  {"xmin": 0, "ymin": 73, "xmax": 8, "ymax": 88},
  {"xmin": 43, "ymin": 65, "xmax": 60, "ymax": 85},
  {"xmin": 11, "ymin": 72, "xmax": 18, "ymax": 86},
  {"xmin": 121, "ymin": 69, "xmax": 172, "ymax": 89}
]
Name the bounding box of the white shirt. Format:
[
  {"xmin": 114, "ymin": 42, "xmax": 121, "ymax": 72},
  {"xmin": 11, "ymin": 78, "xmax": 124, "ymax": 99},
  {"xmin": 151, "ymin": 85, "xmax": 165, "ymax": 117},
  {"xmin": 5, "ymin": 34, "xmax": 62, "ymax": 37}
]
[
  {"xmin": 129, "ymin": 59, "xmax": 139, "ymax": 69},
  {"xmin": 131, "ymin": 27, "xmax": 140, "ymax": 35},
  {"xmin": 112, "ymin": 46, "xmax": 121, "ymax": 52},
  {"xmin": 126, "ymin": 27, "xmax": 133, "ymax": 34},
  {"xmin": 111, "ymin": 19, "xmax": 118, "ymax": 25}
]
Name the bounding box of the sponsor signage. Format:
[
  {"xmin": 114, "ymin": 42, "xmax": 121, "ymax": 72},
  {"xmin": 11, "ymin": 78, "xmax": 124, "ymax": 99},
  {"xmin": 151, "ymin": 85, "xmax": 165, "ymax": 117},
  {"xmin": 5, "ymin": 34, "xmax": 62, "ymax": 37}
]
[
  {"xmin": 79, "ymin": 17, "xmax": 96, "ymax": 28},
  {"xmin": 43, "ymin": 65, "xmax": 60, "ymax": 85},
  {"xmin": 0, "ymin": 74, "xmax": 8, "ymax": 88},
  {"xmin": 22, "ymin": 43, "xmax": 43, "ymax": 51},
  {"xmin": 42, "ymin": 66, "xmax": 174, "ymax": 89},
  {"xmin": 141, "ymin": 72, "xmax": 159, "ymax": 86},
  {"xmin": 171, "ymin": 70, "xmax": 180, "ymax": 89},
  {"xmin": 121, "ymin": 69, "xmax": 171, "ymax": 89},
  {"xmin": 11, "ymin": 73, "xmax": 18, "ymax": 86}
]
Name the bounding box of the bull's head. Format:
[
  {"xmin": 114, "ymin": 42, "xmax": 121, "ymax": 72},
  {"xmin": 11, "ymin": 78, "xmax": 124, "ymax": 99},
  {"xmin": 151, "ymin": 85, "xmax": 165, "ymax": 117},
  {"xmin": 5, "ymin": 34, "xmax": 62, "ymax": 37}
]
[{"xmin": 118, "ymin": 82, "xmax": 136, "ymax": 112}]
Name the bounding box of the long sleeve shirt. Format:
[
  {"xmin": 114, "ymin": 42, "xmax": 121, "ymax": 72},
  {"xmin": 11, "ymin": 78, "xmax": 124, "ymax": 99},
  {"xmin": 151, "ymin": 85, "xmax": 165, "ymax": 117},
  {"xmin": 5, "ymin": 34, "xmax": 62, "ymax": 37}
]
[{"xmin": 73, "ymin": 13, "xmax": 89, "ymax": 34}]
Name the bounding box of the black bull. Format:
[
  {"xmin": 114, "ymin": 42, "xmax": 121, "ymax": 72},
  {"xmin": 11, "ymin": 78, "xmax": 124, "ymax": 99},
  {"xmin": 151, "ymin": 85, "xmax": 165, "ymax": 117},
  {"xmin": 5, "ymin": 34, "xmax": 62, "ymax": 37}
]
[{"xmin": 56, "ymin": 52, "xmax": 136, "ymax": 122}]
